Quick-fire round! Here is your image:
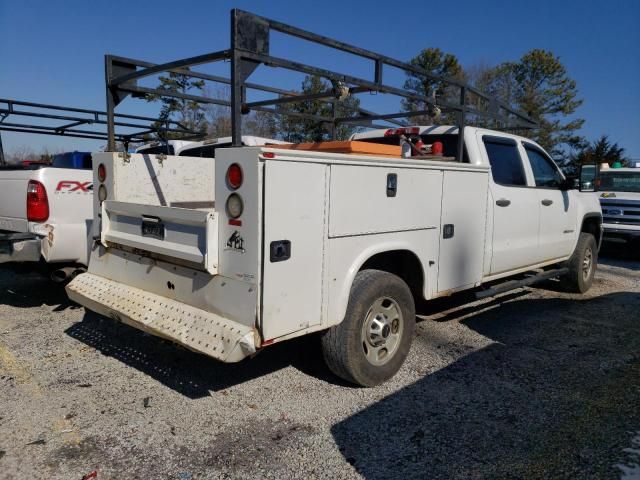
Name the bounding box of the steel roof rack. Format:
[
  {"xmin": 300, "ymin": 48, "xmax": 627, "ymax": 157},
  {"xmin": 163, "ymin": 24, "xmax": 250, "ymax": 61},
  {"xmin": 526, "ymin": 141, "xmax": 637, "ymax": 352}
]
[
  {"xmin": 0, "ymin": 98, "xmax": 200, "ymax": 164},
  {"xmin": 104, "ymin": 9, "xmax": 538, "ymax": 162}
]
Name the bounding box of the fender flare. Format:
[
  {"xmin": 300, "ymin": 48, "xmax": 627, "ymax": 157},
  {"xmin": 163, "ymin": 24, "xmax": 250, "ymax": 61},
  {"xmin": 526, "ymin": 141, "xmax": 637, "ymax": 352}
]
[
  {"xmin": 329, "ymin": 242, "xmax": 428, "ymax": 328},
  {"xmin": 580, "ymin": 212, "xmax": 604, "ymax": 249}
]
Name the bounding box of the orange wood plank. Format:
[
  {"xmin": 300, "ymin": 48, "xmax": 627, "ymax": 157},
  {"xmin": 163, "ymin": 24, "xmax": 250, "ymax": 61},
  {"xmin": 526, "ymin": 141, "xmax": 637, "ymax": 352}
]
[{"xmin": 272, "ymin": 140, "xmax": 401, "ymax": 157}]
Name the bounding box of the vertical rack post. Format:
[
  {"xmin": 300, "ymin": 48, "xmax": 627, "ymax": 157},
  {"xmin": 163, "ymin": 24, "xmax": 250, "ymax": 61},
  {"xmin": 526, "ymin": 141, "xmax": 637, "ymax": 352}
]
[
  {"xmin": 456, "ymin": 86, "xmax": 466, "ymax": 163},
  {"xmin": 0, "ymin": 131, "xmax": 5, "ymax": 166},
  {"xmin": 230, "ymin": 10, "xmax": 243, "ymax": 147},
  {"xmin": 105, "ymin": 55, "xmax": 116, "ymax": 152}
]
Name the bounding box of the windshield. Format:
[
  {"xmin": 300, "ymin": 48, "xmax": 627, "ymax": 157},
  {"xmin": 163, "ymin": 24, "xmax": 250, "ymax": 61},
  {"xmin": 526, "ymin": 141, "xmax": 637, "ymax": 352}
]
[{"xmin": 599, "ymin": 171, "xmax": 640, "ymax": 193}]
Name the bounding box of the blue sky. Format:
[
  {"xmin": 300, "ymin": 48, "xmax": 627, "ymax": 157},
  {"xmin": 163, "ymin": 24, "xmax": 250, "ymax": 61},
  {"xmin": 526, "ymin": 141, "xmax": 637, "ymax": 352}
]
[{"xmin": 1, "ymin": 0, "xmax": 639, "ymax": 157}]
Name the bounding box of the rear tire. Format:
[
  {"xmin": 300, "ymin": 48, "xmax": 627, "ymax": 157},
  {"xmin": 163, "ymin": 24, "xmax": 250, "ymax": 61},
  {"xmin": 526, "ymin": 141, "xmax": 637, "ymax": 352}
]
[
  {"xmin": 561, "ymin": 232, "xmax": 597, "ymax": 293},
  {"xmin": 321, "ymin": 269, "xmax": 415, "ymax": 387}
]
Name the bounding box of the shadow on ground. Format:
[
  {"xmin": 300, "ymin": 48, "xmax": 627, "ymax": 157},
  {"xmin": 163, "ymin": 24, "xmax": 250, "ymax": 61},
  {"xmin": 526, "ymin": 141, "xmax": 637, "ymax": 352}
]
[
  {"xmin": 599, "ymin": 242, "xmax": 640, "ymax": 270},
  {"xmin": 0, "ymin": 263, "xmax": 78, "ymax": 310},
  {"xmin": 331, "ymin": 291, "xmax": 640, "ymax": 480},
  {"xmin": 65, "ymin": 311, "xmax": 338, "ymax": 398}
]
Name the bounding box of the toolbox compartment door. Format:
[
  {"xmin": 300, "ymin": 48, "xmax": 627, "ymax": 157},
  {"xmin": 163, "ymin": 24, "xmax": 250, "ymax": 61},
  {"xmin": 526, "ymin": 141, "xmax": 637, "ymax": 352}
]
[{"xmin": 261, "ymin": 161, "xmax": 327, "ymax": 340}]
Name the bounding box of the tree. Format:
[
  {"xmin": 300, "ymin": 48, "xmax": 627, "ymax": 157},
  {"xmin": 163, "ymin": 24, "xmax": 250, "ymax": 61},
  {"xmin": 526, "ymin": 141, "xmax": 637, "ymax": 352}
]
[
  {"xmin": 571, "ymin": 135, "xmax": 628, "ymax": 171},
  {"xmin": 402, "ymin": 48, "xmax": 464, "ymax": 124},
  {"xmin": 202, "ymin": 85, "xmax": 279, "ymax": 140},
  {"xmin": 483, "ymin": 50, "xmax": 584, "ymax": 159},
  {"xmin": 146, "ymin": 72, "xmax": 208, "ymax": 139},
  {"xmin": 6, "ymin": 145, "xmax": 35, "ymax": 165},
  {"xmin": 277, "ymin": 75, "xmax": 361, "ymax": 143}
]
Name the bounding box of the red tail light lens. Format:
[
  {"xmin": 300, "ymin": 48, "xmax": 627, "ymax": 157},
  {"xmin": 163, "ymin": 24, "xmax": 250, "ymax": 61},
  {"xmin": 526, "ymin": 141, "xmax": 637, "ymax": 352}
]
[
  {"xmin": 26, "ymin": 180, "xmax": 49, "ymax": 222},
  {"xmin": 226, "ymin": 163, "xmax": 243, "ymax": 190},
  {"xmin": 97, "ymin": 163, "xmax": 107, "ymax": 182}
]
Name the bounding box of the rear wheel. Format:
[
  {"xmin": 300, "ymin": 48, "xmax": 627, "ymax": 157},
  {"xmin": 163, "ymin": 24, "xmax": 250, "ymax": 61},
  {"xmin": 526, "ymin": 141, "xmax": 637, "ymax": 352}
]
[
  {"xmin": 561, "ymin": 232, "xmax": 597, "ymax": 293},
  {"xmin": 321, "ymin": 269, "xmax": 415, "ymax": 387}
]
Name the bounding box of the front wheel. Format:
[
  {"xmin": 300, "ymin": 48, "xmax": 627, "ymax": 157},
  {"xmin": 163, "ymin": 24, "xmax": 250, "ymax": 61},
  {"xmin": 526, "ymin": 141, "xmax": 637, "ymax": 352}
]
[
  {"xmin": 321, "ymin": 269, "xmax": 415, "ymax": 387},
  {"xmin": 560, "ymin": 232, "xmax": 597, "ymax": 293}
]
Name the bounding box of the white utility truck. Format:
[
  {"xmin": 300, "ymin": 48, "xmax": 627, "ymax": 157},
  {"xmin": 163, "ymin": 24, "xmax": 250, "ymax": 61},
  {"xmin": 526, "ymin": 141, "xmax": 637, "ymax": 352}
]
[
  {"xmin": 66, "ymin": 9, "xmax": 603, "ymax": 386},
  {"xmin": 598, "ymin": 166, "xmax": 640, "ymax": 247},
  {"xmin": 67, "ymin": 126, "xmax": 602, "ymax": 386}
]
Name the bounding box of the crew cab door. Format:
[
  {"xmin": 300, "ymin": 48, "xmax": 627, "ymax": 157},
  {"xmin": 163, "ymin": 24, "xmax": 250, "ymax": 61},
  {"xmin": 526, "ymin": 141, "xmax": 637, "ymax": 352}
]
[
  {"xmin": 482, "ymin": 135, "xmax": 540, "ymax": 275},
  {"xmin": 521, "ymin": 143, "xmax": 577, "ymax": 261}
]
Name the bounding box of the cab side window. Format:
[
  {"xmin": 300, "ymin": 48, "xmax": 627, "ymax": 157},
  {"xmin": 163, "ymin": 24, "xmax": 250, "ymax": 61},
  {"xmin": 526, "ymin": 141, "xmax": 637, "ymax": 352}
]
[
  {"xmin": 483, "ymin": 137, "xmax": 527, "ymax": 186},
  {"xmin": 525, "ymin": 146, "xmax": 563, "ymax": 188}
]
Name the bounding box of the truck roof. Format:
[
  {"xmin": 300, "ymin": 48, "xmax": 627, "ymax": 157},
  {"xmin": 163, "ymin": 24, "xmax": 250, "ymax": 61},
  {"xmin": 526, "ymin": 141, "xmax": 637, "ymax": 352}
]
[
  {"xmin": 351, "ymin": 125, "xmax": 538, "ymax": 145},
  {"xmin": 178, "ymin": 135, "xmax": 288, "ymax": 153}
]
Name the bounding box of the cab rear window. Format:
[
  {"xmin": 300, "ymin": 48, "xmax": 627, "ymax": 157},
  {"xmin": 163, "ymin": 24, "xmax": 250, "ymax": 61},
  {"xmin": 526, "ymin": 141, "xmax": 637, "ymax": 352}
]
[{"xmin": 138, "ymin": 145, "xmax": 175, "ymax": 155}]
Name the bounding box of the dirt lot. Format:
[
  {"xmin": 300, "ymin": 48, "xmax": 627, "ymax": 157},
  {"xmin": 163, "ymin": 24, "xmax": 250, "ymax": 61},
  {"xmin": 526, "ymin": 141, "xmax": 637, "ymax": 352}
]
[{"xmin": 0, "ymin": 248, "xmax": 639, "ymax": 480}]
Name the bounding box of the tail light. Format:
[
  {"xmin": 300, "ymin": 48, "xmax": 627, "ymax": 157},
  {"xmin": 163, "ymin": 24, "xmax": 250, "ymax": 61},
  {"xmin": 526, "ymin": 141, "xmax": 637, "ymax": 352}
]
[
  {"xmin": 97, "ymin": 163, "xmax": 107, "ymax": 182},
  {"xmin": 98, "ymin": 184, "xmax": 108, "ymax": 203},
  {"xmin": 226, "ymin": 163, "xmax": 243, "ymax": 190},
  {"xmin": 226, "ymin": 193, "xmax": 244, "ymax": 219},
  {"xmin": 26, "ymin": 180, "xmax": 49, "ymax": 222}
]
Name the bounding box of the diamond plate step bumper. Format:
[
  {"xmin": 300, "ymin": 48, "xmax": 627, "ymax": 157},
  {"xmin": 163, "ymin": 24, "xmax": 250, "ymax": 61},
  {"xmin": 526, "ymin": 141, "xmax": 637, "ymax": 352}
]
[{"xmin": 66, "ymin": 273, "xmax": 259, "ymax": 362}]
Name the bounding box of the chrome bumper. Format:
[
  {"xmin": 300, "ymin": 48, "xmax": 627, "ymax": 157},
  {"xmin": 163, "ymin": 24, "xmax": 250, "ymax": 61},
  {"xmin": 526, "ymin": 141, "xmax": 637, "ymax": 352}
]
[{"xmin": 0, "ymin": 232, "xmax": 41, "ymax": 264}]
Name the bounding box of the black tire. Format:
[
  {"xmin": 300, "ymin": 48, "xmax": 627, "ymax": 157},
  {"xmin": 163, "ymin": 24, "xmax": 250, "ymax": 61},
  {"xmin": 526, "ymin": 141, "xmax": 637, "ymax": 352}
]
[
  {"xmin": 561, "ymin": 232, "xmax": 597, "ymax": 293},
  {"xmin": 321, "ymin": 269, "xmax": 415, "ymax": 387}
]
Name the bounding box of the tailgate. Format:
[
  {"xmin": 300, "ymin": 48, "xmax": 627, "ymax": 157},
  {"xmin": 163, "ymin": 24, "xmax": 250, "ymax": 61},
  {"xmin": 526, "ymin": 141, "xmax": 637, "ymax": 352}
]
[
  {"xmin": 0, "ymin": 172, "xmax": 30, "ymax": 232},
  {"xmin": 101, "ymin": 200, "xmax": 218, "ymax": 273}
]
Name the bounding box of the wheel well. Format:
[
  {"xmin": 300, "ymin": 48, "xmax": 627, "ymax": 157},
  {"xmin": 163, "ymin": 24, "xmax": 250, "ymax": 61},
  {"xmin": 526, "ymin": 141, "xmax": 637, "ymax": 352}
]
[
  {"xmin": 359, "ymin": 250, "xmax": 424, "ymax": 301},
  {"xmin": 581, "ymin": 215, "xmax": 601, "ymax": 238}
]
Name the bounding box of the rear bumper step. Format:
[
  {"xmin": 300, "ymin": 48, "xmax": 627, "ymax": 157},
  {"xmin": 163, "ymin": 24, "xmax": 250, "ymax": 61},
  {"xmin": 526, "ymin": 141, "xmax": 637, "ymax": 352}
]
[{"xmin": 66, "ymin": 273, "xmax": 259, "ymax": 362}]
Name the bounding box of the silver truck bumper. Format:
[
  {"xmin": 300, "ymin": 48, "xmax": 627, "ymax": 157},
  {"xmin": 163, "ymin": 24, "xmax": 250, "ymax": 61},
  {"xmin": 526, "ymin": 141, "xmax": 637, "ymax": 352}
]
[
  {"xmin": 0, "ymin": 233, "xmax": 41, "ymax": 264},
  {"xmin": 602, "ymin": 225, "xmax": 640, "ymax": 243},
  {"xmin": 66, "ymin": 273, "xmax": 260, "ymax": 363}
]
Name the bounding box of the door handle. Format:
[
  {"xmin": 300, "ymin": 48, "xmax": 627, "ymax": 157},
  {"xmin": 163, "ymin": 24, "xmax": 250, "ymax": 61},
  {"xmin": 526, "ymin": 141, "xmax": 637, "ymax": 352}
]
[
  {"xmin": 541, "ymin": 199, "xmax": 553, "ymax": 206},
  {"xmin": 496, "ymin": 199, "xmax": 511, "ymax": 207}
]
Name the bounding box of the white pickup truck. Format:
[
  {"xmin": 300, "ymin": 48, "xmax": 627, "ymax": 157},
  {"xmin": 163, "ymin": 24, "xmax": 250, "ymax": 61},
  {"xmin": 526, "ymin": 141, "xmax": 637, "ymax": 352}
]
[
  {"xmin": 0, "ymin": 163, "xmax": 93, "ymax": 279},
  {"xmin": 67, "ymin": 125, "xmax": 602, "ymax": 386},
  {"xmin": 597, "ymin": 166, "xmax": 640, "ymax": 247}
]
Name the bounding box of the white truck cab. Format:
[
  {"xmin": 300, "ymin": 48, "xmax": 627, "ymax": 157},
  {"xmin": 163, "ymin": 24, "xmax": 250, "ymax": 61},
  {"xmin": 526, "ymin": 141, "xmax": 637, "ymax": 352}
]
[
  {"xmin": 67, "ymin": 125, "xmax": 602, "ymax": 386},
  {"xmin": 178, "ymin": 136, "xmax": 289, "ymax": 156},
  {"xmin": 597, "ymin": 166, "xmax": 640, "ymax": 246},
  {"xmin": 135, "ymin": 139, "xmax": 197, "ymax": 156}
]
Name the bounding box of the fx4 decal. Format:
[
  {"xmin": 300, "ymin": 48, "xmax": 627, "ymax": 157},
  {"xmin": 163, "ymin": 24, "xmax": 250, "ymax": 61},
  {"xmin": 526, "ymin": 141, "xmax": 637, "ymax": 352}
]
[{"xmin": 56, "ymin": 181, "xmax": 93, "ymax": 193}]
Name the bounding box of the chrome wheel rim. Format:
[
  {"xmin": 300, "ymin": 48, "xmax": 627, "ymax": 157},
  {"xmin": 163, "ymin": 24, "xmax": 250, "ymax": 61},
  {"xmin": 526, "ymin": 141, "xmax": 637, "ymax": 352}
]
[
  {"xmin": 360, "ymin": 297, "xmax": 403, "ymax": 366},
  {"xmin": 582, "ymin": 247, "xmax": 593, "ymax": 281}
]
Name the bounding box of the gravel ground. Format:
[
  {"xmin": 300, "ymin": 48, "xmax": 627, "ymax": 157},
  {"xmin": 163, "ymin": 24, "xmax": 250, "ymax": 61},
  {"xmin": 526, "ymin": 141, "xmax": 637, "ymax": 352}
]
[{"xmin": 0, "ymin": 247, "xmax": 638, "ymax": 480}]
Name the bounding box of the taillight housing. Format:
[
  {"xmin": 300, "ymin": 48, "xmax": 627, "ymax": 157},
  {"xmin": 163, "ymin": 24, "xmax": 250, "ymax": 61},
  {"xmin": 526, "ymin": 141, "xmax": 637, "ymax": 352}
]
[
  {"xmin": 97, "ymin": 163, "xmax": 107, "ymax": 182},
  {"xmin": 26, "ymin": 180, "xmax": 49, "ymax": 222},
  {"xmin": 226, "ymin": 193, "xmax": 244, "ymax": 219},
  {"xmin": 226, "ymin": 163, "xmax": 243, "ymax": 190}
]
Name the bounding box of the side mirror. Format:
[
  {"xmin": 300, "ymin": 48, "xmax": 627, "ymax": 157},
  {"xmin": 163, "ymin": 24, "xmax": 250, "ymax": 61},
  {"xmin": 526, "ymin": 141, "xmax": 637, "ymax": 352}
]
[
  {"xmin": 560, "ymin": 175, "xmax": 577, "ymax": 191},
  {"xmin": 578, "ymin": 163, "xmax": 598, "ymax": 192}
]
